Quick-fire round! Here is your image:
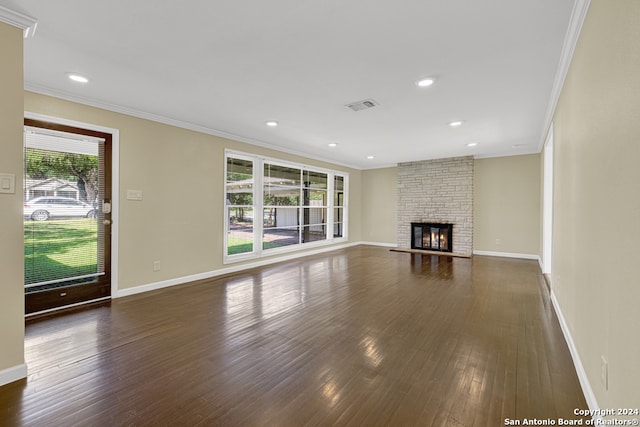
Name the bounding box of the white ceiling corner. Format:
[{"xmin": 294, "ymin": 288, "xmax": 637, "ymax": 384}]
[{"xmin": 0, "ymin": 4, "xmax": 37, "ymax": 34}]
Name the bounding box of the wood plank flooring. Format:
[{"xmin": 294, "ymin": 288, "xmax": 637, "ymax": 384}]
[{"xmin": 0, "ymin": 246, "xmax": 588, "ymax": 426}]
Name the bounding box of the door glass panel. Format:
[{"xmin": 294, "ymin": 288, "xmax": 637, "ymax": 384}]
[{"xmin": 24, "ymin": 128, "xmax": 105, "ymax": 291}]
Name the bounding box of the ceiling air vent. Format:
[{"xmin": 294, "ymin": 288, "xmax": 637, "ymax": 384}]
[{"xmin": 346, "ymin": 99, "xmax": 379, "ymax": 112}]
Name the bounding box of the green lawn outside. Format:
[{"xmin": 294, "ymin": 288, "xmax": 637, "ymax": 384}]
[
  {"xmin": 227, "ymin": 234, "xmax": 292, "ymax": 255},
  {"xmin": 24, "ymin": 221, "xmax": 294, "ymax": 285},
  {"xmin": 24, "ymin": 219, "xmax": 98, "ymax": 286},
  {"xmin": 227, "ymin": 235, "xmax": 253, "ymax": 255}
]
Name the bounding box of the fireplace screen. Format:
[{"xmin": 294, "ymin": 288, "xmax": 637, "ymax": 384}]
[{"xmin": 411, "ymin": 223, "xmax": 453, "ymax": 252}]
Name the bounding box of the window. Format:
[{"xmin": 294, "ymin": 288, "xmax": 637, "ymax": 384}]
[
  {"xmin": 225, "ymin": 150, "xmax": 348, "ymax": 261},
  {"xmin": 226, "ymin": 156, "xmax": 255, "ymax": 255},
  {"xmin": 334, "ymin": 175, "xmax": 344, "ymax": 238}
]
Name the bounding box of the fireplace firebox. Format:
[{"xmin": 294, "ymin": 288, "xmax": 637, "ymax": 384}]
[{"xmin": 411, "ymin": 223, "xmax": 453, "ymax": 252}]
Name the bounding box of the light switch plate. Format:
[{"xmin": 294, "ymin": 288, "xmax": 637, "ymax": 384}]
[{"xmin": 0, "ymin": 173, "xmax": 16, "ymax": 194}]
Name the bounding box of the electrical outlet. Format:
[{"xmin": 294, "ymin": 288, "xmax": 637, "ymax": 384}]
[
  {"xmin": 153, "ymin": 261, "xmax": 161, "ymax": 272},
  {"xmin": 495, "ymin": 238, "xmax": 502, "ymax": 245},
  {"xmin": 601, "ymin": 355, "xmax": 608, "ymax": 390}
]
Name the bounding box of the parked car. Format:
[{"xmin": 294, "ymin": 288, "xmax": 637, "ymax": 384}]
[{"xmin": 24, "ymin": 196, "xmax": 97, "ymax": 221}]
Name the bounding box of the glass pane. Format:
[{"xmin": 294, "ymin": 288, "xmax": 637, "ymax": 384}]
[
  {"xmin": 334, "ymin": 191, "xmax": 344, "ymax": 206},
  {"xmin": 24, "ymin": 139, "xmax": 102, "ymax": 290},
  {"xmin": 264, "ymin": 163, "xmax": 301, "ymax": 186},
  {"xmin": 227, "ymin": 158, "xmax": 253, "ymax": 181},
  {"xmin": 423, "ymin": 227, "xmax": 431, "ymax": 249},
  {"xmin": 227, "ymin": 207, "xmax": 253, "ymax": 255},
  {"xmin": 263, "ymin": 187, "xmax": 300, "ymax": 206},
  {"xmin": 24, "ymin": 218, "xmax": 99, "ymax": 289},
  {"xmin": 430, "ymin": 227, "xmax": 440, "ymax": 250},
  {"xmin": 302, "ymin": 225, "xmax": 326, "ymax": 243},
  {"xmin": 303, "ymin": 208, "xmax": 326, "ymax": 226},
  {"xmin": 263, "ymin": 226, "xmax": 300, "ymax": 250},
  {"xmin": 413, "ymin": 225, "xmax": 423, "ymax": 248},
  {"xmin": 227, "ymin": 157, "xmax": 253, "ymax": 205},
  {"xmin": 304, "ymin": 189, "xmax": 327, "ymax": 206},
  {"xmin": 334, "ymin": 203, "xmax": 344, "ymax": 237},
  {"xmin": 334, "ymin": 175, "xmax": 344, "ymax": 191},
  {"xmin": 333, "ymin": 222, "xmax": 343, "ymax": 238},
  {"xmin": 303, "ymin": 170, "xmax": 327, "ymax": 189},
  {"xmin": 440, "ymin": 228, "xmax": 450, "ymax": 251},
  {"xmin": 263, "ymin": 207, "xmax": 299, "ymax": 228},
  {"xmin": 227, "ymin": 190, "xmax": 253, "ymax": 205}
]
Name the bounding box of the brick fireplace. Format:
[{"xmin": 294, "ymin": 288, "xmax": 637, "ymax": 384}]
[{"xmin": 397, "ymin": 156, "xmax": 473, "ymax": 256}]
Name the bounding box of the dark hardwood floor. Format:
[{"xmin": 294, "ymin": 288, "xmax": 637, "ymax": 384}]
[{"xmin": 1, "ymin": 246, "xmax": 588, "ymax": 426}]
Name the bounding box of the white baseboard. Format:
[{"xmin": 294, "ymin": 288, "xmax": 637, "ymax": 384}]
[
  {"xmin": 550, "ymin": 290, "xmax": 600, "ymax": 416},
  {"xmin": 359, "ymin": 241, "xmax": 398, "ymax": 248},
  {"xmin": 473, "ymin": 250, "xmax": 541, "ymax": 263},
  {"xmin": 116, "ymin": 241, "xmax": 361, "ymax": 298},
  {"xmin": 0, "ymin": 363, "xmax": 27, "ymax": 387}
]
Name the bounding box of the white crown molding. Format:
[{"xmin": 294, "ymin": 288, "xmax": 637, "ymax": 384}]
[
  {"xmin": 473, "ymin": 147, "xmax": 541, "ymax": 160},
  {"xmin": 24, "ymin": 83, "xmax": 364, "ymax": 171},
  {"xmin": 538, "ymin": 0, "xmax": 592, "ymax": 152},
  {"xmin": 0, "ymin": 5, "xmax": 37, "ymax": 35}
]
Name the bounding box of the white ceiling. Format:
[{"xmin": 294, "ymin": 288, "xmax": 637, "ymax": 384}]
[{"xmin": 4, "ymin": 0, "xmax": 577, "ymax": 169}]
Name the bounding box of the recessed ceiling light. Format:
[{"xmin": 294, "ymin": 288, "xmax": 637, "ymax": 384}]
[
  {"xmin": 265, "ymin": 121, "xmax": 279, "ymax": 127},
  {"xmin": 67, "ymin": 73, "xmax": 89, "ymax": 83},
  {"xmin": 449, "ymin": 121, "xmax": 463, "ymax": 127},
  {"xmin": 367, "ymin": 155, "xmax": 375, "ymax": 159},
  {"xmin": 416, "ymin": 78, "xmax": 435, "ymax": 87},
  {"xmin": 466, "ymin": 142, "xmax": 478, "ymax": 147},
  {"xmin": 328, "ymin": 143, "xmax": 338, "ymax": 147}
]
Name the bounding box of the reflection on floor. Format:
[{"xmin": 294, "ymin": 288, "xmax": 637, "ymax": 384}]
[{"xmin": 2, "ymin": 245, "xmax": 588, "ymax": 425}]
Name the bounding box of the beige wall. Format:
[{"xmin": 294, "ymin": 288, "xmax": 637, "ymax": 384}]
[
  {"xmin": 360, "ymin": 167, "xmax": 397, "ymax": 244},
  {"xmin": 474, "ymin": 154, "xmax": 541, "ymax": 256},
  {"xmin": 552, "ymin": 0, "xmax": 640, "ymax": 408},
  {"xmin": 24, "ymin": 92, "xmax": 362, "ymax": 291},
  {"xmin": 0, "ymin": 23, "xmax": 26, "ymax": 380},
  {"xmin": 358, "ymin": 155, "xmax": 543, "ymax": 255}
]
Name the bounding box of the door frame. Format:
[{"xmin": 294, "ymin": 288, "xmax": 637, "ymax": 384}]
[{"xmin": 25, "ymin": 111, "xmax": 119, "ymax": 311}]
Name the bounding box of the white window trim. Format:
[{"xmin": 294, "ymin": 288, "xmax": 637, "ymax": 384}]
[{"xmin": 224, "ymin": 149, "xmax": 348, "ymax": 264}]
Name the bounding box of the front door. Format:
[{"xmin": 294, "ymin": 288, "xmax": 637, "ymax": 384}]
[{"xmin": 23, "ymin": 118, "xmax": 112, "ymax": 315}]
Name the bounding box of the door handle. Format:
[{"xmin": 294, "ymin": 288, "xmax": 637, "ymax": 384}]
[{"xmin": 103, "ymin": 219, "xmax": 112, "ymax": 225}]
